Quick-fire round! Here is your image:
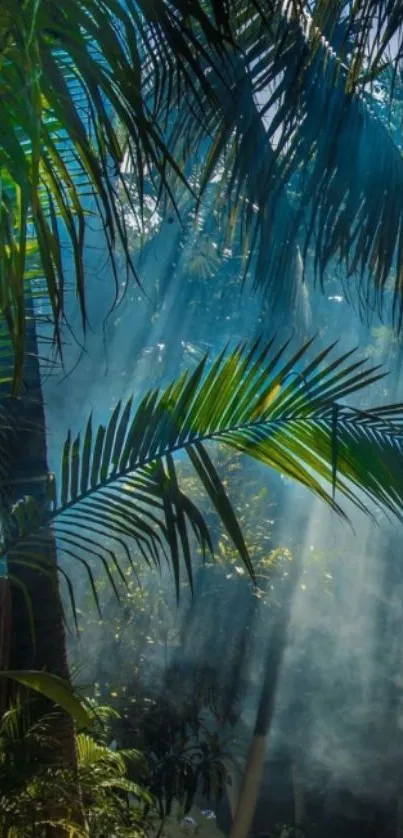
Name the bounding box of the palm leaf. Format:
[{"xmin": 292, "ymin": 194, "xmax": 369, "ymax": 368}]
[
  {"xmin": 5, "ymin": 0, "xmax": 403, "ymax": 388},
  {"xmin": 4, "ymin": 339, "xmax": 403, "ymax": 605},
  {"xmin": 169, "ymin": 1, "xmax": 403, "ymax": 324},
  {"xmin": 0, "ymin": 670, "xmax": 93, "ymax": 728},
  {"xmin": 0, "ymin": 0, "xmax": 235, "ymax": 390}
]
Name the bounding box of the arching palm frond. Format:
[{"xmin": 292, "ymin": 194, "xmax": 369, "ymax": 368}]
[
  {"xmin": 0, "ymin": 0, "xmax": 235, "ymax": 390},
  {"xmin": 4, "ymin": 339, "xmax": 403, "ymax": 609},
  {"xmin": 5, "ymin": 0, "xmax": 403, "ymax": 388},
  {"xmin": 0, "ymin": 671, "xmax": 93, "ymax": 728}
]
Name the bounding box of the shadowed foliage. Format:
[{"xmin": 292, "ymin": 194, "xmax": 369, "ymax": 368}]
[{"xmin": 4, "ymin": 1, "xmax": 403, "ymax": 387}]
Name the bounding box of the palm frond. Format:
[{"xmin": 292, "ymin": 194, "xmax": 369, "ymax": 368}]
[
  {"xmin": 0, "ymin": 671, "xmax": 93, "ymax": 729},
  {"xmin": 0, "ymin": 0, "xmax": 235, "ymax": 389},
  {"xmin": 4, "ymin": 339, "xmax": 403, "ymax": 608},
  {"xmin": 6, "ymin": 0, "xmax": 403, "ymax": 386},
  {"xmin": 170, "ymin": 1, "xmax": 403, "ymax": 324}
]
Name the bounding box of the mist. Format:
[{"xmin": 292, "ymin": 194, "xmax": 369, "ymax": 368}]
[{"xmin": 37, "ymin": 153, "xmax": 403, "ymax": 836}]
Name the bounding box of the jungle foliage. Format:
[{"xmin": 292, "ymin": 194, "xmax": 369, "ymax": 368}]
[{"xmin": 4, "ymin": 1, "xmax": 403, "ymax": 838}]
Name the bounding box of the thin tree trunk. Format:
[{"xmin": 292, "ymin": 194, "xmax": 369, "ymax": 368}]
[
  {"xmin": 230, "ymin": 566, "xmax": 299, "ymax": 838},
  {"xmin": 230, "ymin": 734, "xmax": 268, "ymax": 838},
  {"xmin": 397, "ymin": 795, "xmax": 403, "ymax": 838},
  {"xmin": 291, "ymin": 760, "xmax": 305, "ymax": 827},
  {"xmin": 226, "ymin": 765, "xmax": 241, "ymax": 821}
]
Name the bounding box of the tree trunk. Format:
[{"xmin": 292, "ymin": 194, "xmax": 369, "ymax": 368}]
[
  {"xmin": 6, "ymin": 302, "xmax": 84, "ymax": 835},
  {"xmin": 230, "ymin": 734, "xmax": 268, "ymax": 838},
  {"xmin": 229, "ymin": 565, "xmax": 299, "ymax": 838},
  {"xmin": 291, "ymin": 759, "xmax": 305, "ymax": 827},
  {"xmin": 397, "ymin": 795, "xmax": 403, "ymax": 838},
  {"xmin": 0, "ymin": 576, "xmax": 11, "ymax": 714}
]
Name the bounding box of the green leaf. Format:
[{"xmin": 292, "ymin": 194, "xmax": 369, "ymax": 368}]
[
  {"xmin": 187, "ymin": 442, "xmax": 254, "ymax": 580},
  {"xmin": 80, "ymin": 414, "xmax": 93, "ymax": 495},
  {"xmin": 61, "ymin": 430, "xmax": 71, "ymax": 506},
  {"xmin": 0, "ymin": 0, "xmax": 232, "ymax": 389},
  {"xmin": 0, "ymin": 670, "xmax": 93, "ymax": 728},
  {"xmin": 5, "ymin": 338, "xmax": 403, "ymax": 608}
]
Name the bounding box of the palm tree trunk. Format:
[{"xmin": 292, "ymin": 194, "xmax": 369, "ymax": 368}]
[
  {"xmin": 291, "ymin": 759, "xmax": 305, "ymax": 827},
  {"xmin": 230, "ymin": 733, "xmax": 267, "ymax": 838},
  {"xmin": 8, "ymin": 309, "xmax": 71, "ymax": 675},
  {"xmin": 397, "ymin": 795, "xmax": 403, "ymax": 838},
  {"xmin": 0, "ymin": 576, "xmax": 11, "ymax": 714},
  {"xmin": 6, "ymin": 300, "xmax": 83, "ymax": 835},
  {"xmin": 229, "ymin": 566, "xmax": 299, "ymax": 838},
  {"xmin": 226, "ymin": 768, "xmax": 240, "ymax": 820}
]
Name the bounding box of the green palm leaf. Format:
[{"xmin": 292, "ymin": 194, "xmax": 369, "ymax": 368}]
[
  {"xmin": 0, "ymin": 670, "xmax": 93, "ymax": 728},
  {"xmin": 5, "ymin": 0, "xmax": 403, "ymax": 387},
  {"xmin": 0, "ymin": 0, "xmax": 234, "ymax": 390},
  {"xmin": 4, "ymin": 339, "xmax": 403, "ymax": 603}
]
